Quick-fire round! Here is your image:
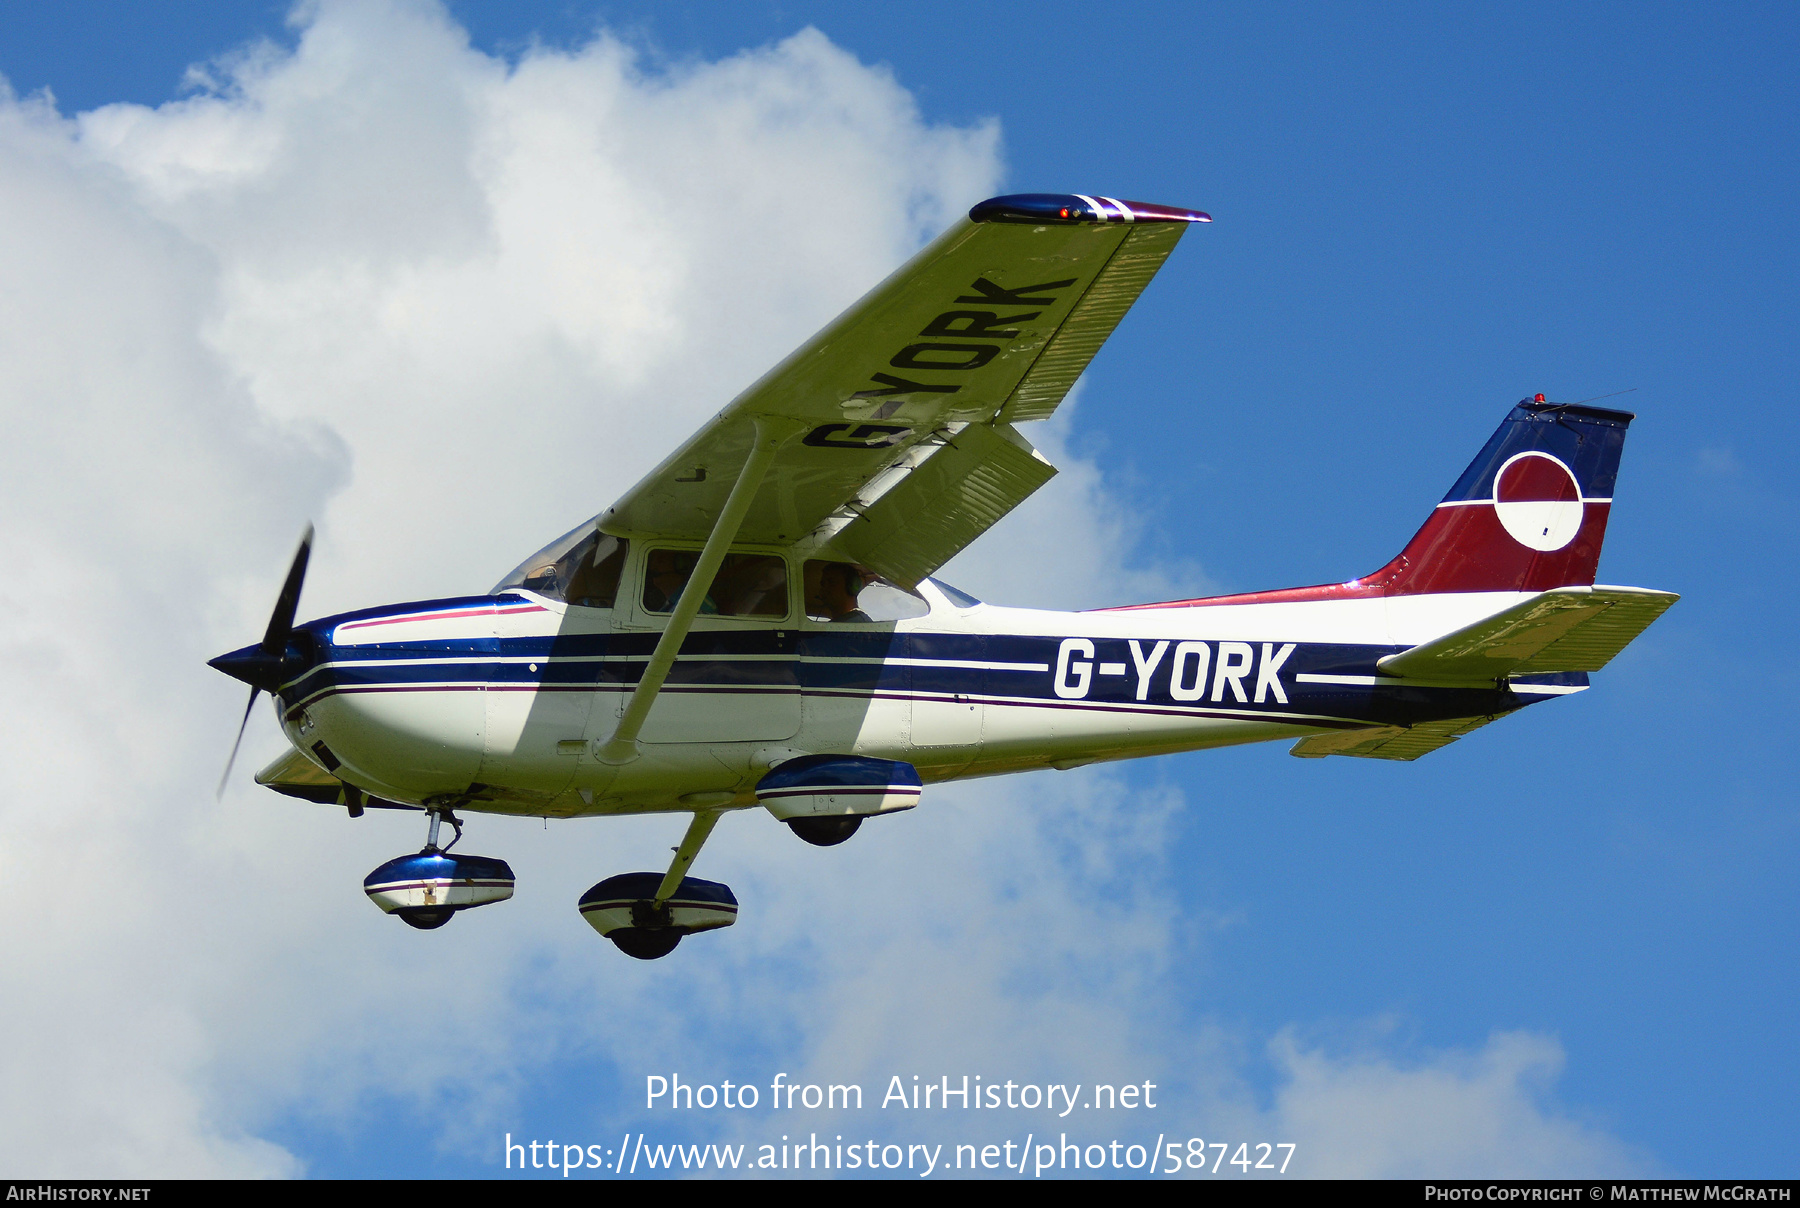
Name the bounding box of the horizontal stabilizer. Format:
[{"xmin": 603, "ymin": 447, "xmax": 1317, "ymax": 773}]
[
  {"xmin": 1290, "ymin": 715, "xmax": 1499, "ymax": 761},
  {"xmin": 1377, "ymin": 585, "xmax": 1678, "ymax": 682}
]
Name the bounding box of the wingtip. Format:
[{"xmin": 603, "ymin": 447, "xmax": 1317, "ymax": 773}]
[{"xmin": 970, "ymin": 194, "xmax": 1212, "ymax": 225}]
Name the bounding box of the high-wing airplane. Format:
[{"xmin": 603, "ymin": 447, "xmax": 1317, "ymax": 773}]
[{"xmin": 210, "ymin": 192, "xmax": 1676, "ymax": 959}]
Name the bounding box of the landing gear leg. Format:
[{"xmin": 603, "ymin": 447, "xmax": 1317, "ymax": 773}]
[
  {"xmin": 654, "ymin": 809, "xmax": 723, "ymax": 906},
  {"xmin": 423, "ymin": 806, "xmax": 463, "ymax": 853},
  {"xmin": 600, "ymin": 810, "xmax": 725, "ymax": 960},
  {"xmin": 395, "ymin": 807, "xmax": 466, "ymax": 928}
]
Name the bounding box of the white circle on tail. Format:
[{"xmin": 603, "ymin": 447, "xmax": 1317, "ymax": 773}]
[{"xmin": 1493, "ymin": 451, "xmax": 1584, "ymax": 551}]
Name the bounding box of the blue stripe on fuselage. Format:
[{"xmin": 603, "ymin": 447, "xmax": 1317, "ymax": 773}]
[{"xmin": 281, "ymin": 602, "xmax": 1535, "ymax": 728}]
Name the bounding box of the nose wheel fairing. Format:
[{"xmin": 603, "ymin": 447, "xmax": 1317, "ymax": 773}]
[{"xmin": 363, "ymin": 849, "xmax": 516, "ymax": 923}]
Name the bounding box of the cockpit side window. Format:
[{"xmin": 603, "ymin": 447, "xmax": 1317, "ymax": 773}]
[{"xmin": 642, "ymin": 549, "xmax": 789, "ymax": 619}]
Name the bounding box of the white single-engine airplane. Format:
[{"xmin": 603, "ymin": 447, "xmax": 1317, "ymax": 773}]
[{"xmin": 212, "ymin": 193, "xmax": 1676, "ymax": 958}]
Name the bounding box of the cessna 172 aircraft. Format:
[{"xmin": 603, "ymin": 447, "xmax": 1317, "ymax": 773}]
[{"xmin": 210, "ymin": 192, "xmax": 1676, "ymax": 958}]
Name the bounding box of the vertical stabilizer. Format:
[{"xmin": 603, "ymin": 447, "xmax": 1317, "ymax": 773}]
[
  {"xmin": 1363, "ymin": 400, "xmax": 1632, "ymax": 596},
  {"xmin": 1105, "ymin": 398, "xmax": 1639, "ymax": 613}
]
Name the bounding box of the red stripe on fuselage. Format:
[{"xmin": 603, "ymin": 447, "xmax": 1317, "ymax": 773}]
[
  {"xmin": 1102, "ymin": 500, "xmax": 1612, "ymax": 610},
  {"xmin": 338, "ymin": 603, "xmax": 546, "ymax": 631}
]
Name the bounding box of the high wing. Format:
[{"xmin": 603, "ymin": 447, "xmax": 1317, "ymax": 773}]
[{"xmin": 598, "ymin": 194, "xmax": 1210, "ymax": 586}]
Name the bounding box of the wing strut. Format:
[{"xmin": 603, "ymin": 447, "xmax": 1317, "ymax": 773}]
[
  {"xmin": 596, "ymin": 414, "xmax": 803, "ymax": 764},
  {"xmin": 654, "ymin": 809, "xmax": 724, "ymax": 905}
]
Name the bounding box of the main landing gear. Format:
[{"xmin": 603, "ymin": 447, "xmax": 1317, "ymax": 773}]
[
  {"xmin": 575, "ymin": 754, "xmax": 930, "ymax": 955},
  {"xmin": 363, "ymin": 807, "xmax": 515, "ymax": 929},
  {"xmin": 578, "ymin": 810, "xmax": 738, "ymax": 960},
  {"xmin": 786, "ymin": 815, "xmax": 862, "ymax": 846},
  {"xmin": 363, "ymin": 754, "xmax": 927, "ymax": 953},
  {"xmin": 757, "ymin": 755, "xmax": 921, "ymax": 847}
]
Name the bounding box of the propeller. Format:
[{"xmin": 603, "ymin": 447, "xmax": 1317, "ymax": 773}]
[{"xmin": 212, "ymin": 524, "xmax": 314, "ymax": 797}]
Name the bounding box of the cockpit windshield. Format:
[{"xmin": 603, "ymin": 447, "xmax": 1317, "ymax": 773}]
[{"xmin": 492, "ymin": 519, "xmax": 628, "ymax": 608}]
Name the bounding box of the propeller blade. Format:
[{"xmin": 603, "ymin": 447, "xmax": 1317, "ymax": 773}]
[
  {"xmin": 261, "ymin": 523, "xmax": 314, "ymax": 655},
  {"xmin": 218, "ymin": 686, "xmax": 262, "ymax": 798},
  {"xmin": 217, "ymin": 522, "xmax": 313, "ymax": 795}
]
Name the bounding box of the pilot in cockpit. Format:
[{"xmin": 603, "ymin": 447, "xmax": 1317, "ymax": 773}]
[{"xmin": 805, "ymin": 560, "xmax": 872, "ymax": 623}]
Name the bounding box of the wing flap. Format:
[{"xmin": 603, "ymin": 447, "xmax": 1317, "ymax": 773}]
[
  {"xmin": 824, "ymin": 421, "xmax": 1057, "ymax": 587},
  {"xmin": 1289, "ymin": 715, "xmax": 1499, "ymax": 761},
  {"xmin": 1376, "ymin": 585, "xmax": 1679, "ymax": 681}
]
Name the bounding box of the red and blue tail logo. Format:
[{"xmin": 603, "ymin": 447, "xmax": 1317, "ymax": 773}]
[
  {"xmin": 1109, "ymin": 398, "xmax": 1636, "ymax": 613},
  {"xmin": 1366, "ymin": 400, "xmax": 1631, "ymax": 595}
]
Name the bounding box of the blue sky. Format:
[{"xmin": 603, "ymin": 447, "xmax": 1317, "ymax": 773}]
[{"xmin": 0, "ymin": 0, "xmax": 1792, "ymax": 1179}]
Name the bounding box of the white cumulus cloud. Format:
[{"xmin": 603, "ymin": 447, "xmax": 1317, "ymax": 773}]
[{"xmin": 1269, "ymin": 1030, "xmax": 1653, "ymax": 1177}]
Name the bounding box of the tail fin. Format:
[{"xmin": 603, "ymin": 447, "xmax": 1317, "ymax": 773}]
[
  {"xmin": 1362, "ymin": 400, "xmax": 1633, "ymax": 596},
  {"xmin": 1103, "ymin": 398, "xmax": 1637, "ymax": 613}
]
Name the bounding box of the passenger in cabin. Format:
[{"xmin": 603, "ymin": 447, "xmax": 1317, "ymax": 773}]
[
  {"xmin": 713, "ymin": 554, "xmax": 788, "ymax": 617},
  {"xmin": 642, "ymin": 549, "xmax": 716, "ymax": 614},
  {"xmin": 805, "ymin": 560, "xmax": 873, "ymax": 623},
  {"xmin": 642, "ymin": 550, "xmax": 787, "ymax": 617}
]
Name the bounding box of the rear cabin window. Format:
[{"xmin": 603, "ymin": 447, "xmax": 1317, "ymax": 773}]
[
  {"xmin": 804, "ymin": 560, "xmax": 929, "ymax": 623},
  {"xmin": 642, "ymin": 550, "xmax": 789, "ymax": 619}
]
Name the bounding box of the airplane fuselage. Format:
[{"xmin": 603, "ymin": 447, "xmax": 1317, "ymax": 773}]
[{"xmin": 275, "ymin": 575, "xmax": 1570, "ymax": 817}]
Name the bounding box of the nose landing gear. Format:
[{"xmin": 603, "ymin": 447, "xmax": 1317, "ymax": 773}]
[{"xmin": 364, "ymin": 807, "xmax": 515, "ymax": 929}]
